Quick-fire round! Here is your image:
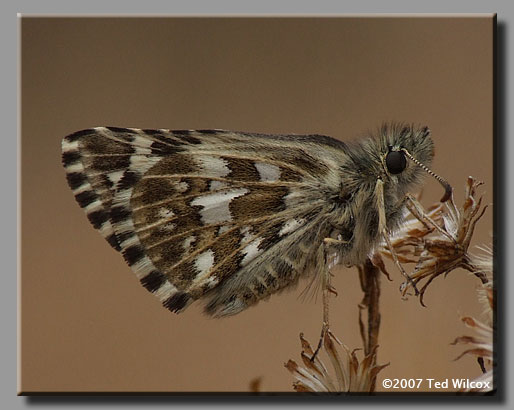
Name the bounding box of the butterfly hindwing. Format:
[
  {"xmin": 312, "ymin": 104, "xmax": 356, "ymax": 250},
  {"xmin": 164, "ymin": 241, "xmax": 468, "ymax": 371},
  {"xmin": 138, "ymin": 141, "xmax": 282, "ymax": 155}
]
[{"xmin": 62, "ymin": 127, "xmax": 346, "ymax": 316}]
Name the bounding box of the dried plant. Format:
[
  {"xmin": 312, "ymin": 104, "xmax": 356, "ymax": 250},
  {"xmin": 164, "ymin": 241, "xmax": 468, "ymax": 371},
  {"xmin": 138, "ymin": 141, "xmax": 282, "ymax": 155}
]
[
  {"xmin": 451, "ymin": 315, "xmax": 493, "ymax": 392},
  {"xmin": 375, "ymin": 176, "xmax": 489, "ymax": 305},
  {"xmin": 376, "ymin": 176, "xmax": 494, "ymax": 391},
  {"xmin": 451, "ymin": 247, "xmax": 494, "ymax": 393},
  {"xmin": 285, "ymin": 331, "xmax": 388, "ymax": 393}
]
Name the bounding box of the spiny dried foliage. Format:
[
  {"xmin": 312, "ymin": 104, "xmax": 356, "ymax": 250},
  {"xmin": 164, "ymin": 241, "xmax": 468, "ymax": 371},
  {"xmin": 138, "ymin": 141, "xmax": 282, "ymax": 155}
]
[
  {"xmin": 451, "ymin": 247, "xmax": 494, "ymax": 393},
  {"xmin": 375, "ymin": 176, "xmax": 489, "ymax": 305},
  {"xmin": 451, "ymin": 316, "xmax": 493, "ymax": 392},
  {"xmin": 285, "ymin": 331, "xmax": 388, "ymax": 393}
]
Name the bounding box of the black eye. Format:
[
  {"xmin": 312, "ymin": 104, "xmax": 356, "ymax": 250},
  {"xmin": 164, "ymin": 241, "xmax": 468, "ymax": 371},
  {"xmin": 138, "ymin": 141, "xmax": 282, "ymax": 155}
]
[{"xmin": 385, "ymin": 150, "xmax": 406, "ymax": 174}]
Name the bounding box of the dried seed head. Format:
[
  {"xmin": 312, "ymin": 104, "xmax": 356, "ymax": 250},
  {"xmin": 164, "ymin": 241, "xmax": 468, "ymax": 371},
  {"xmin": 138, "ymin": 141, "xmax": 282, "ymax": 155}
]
[
  {"xmin": 285, "ymin": 331, "xmax": 388, "ymax": 392},
  {"xmin": 375, "ymin": 176, "xmax": 488, "ymax": 305}
]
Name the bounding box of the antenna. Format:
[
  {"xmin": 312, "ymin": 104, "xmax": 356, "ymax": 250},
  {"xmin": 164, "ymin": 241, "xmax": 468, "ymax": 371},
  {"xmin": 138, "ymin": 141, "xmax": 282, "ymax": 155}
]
[{"xmin": 401, "ymin": 148, "xmax": 453, "ymax": 202}]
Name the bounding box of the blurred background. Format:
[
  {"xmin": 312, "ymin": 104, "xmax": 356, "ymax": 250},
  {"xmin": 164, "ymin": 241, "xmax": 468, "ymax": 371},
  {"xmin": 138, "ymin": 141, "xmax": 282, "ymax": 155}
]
[{"xmin": 20, "ymin": 16, "xmax": 493, "ymax": 393}]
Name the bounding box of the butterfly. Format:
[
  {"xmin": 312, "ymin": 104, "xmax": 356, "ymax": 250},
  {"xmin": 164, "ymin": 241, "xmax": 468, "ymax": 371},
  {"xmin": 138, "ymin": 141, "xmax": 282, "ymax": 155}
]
[{"xmin": 62, "ymin": 124, "xmax": 450, "ymax": 318}]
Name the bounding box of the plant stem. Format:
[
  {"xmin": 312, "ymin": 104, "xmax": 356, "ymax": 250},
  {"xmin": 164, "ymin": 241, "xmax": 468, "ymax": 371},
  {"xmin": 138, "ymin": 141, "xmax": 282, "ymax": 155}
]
[{"xmin": 358, "ymin": 258, "xmax": 382, "ymax": 364}]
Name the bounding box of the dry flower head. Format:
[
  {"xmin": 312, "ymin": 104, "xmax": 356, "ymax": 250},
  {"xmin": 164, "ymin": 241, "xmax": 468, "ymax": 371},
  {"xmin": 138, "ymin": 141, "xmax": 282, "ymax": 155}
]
[
  {"xmin": 285, "ymin": 331, "xmax": 388, "ymax": 393},
  {"xmin": 375, "ymin": 176, "xmax": 489, "ymax": 305}
]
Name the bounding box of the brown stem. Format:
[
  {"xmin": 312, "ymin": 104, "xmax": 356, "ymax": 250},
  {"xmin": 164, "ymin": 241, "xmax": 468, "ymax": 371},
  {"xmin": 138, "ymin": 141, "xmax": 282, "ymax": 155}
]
[{"xmin": 358, "ymin": 258, "xmax": 382, "ymax": 365}]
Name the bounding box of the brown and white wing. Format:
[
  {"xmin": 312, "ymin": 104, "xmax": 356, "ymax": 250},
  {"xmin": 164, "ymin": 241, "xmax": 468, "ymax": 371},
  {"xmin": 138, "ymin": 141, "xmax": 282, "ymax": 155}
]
[{"xmin": 62, "ymin": 127, "xmax": 344, "ymax": 316}]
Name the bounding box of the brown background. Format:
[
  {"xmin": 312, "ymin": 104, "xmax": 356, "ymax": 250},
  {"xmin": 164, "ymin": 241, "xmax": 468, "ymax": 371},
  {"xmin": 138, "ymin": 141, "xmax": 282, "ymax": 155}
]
[{"xmin": 20, "ymin": 17, "xmax": 493, "ymax": 393}]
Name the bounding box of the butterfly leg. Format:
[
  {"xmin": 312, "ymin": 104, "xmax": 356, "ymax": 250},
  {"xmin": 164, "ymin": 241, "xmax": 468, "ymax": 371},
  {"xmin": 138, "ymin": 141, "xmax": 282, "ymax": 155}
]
[
  {"xmin": 309, "ymin": 241, "xmax": 338, "ymax": 362},
  {"xmin": 375, "ymin": 179, "xmax": 419, "ymax": 295}
]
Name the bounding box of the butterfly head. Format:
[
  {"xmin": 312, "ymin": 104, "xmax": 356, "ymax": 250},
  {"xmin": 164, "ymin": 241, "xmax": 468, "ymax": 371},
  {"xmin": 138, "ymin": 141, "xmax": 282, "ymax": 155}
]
[{"xmin": 378, "ymin": 123, "xmax": 452, "ymax": 202}]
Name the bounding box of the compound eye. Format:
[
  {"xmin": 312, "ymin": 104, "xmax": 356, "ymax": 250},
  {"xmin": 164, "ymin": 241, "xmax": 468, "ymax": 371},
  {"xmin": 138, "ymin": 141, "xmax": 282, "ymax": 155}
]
[{"xmin": 385, "ymin": 150, "xmax": 407, "ymax": 174}]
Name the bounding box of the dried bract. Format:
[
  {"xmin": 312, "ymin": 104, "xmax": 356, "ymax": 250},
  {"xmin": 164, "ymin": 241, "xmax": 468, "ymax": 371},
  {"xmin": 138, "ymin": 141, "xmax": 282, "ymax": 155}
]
[
  {"xmin": 285, "ymin": 331, "xmax": 388, "ymax": 393},
  {"xmin": 451, "ymin": 314, "xmax": 493, "ymax": 392},
  {"xmin": 451, "ymin": 247, "xmax": 493, "ymax": 393}
]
